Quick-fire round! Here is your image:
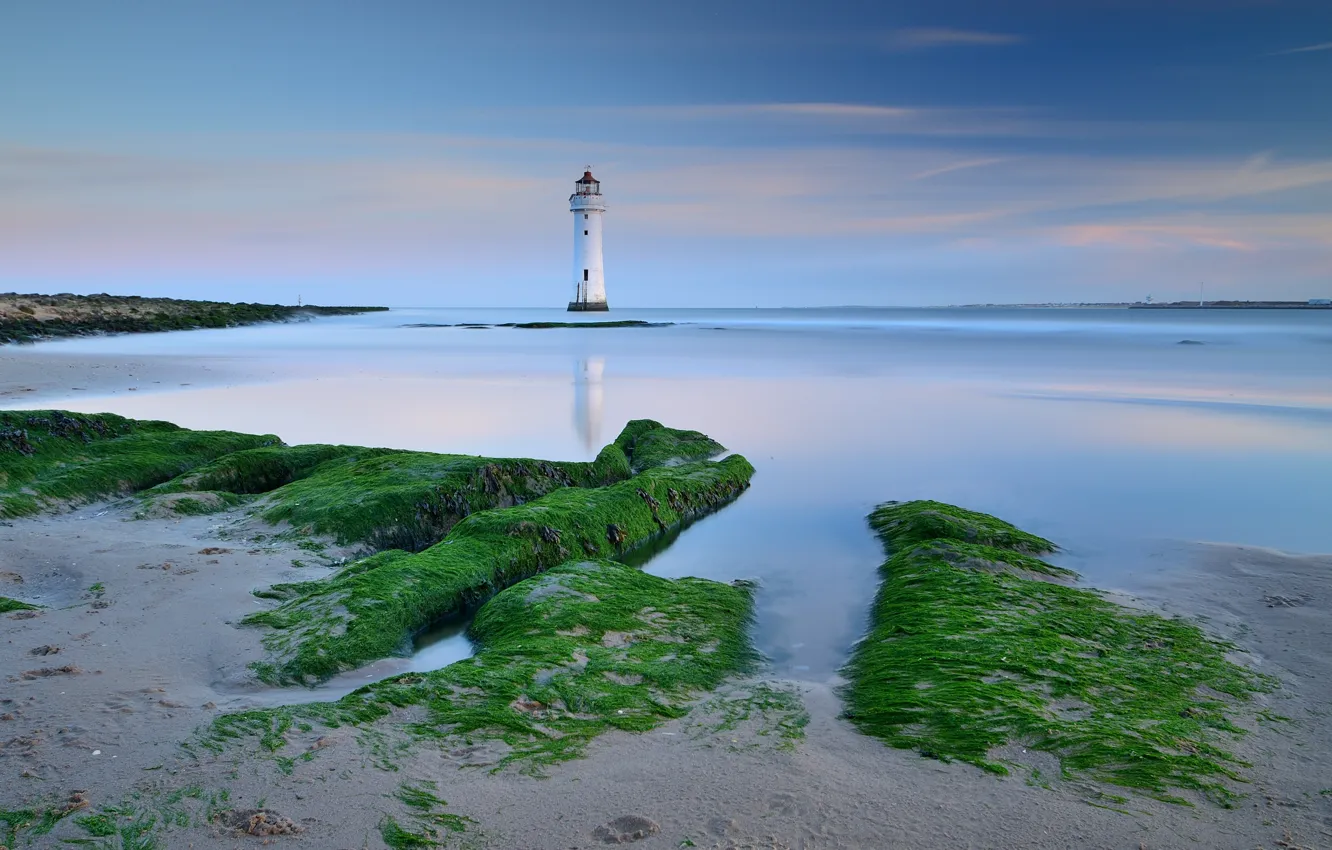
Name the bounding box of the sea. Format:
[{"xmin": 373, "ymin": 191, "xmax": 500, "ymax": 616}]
[{"xmin": 10, "ymin": 306, "xmax": 1332, "ymax": 684}]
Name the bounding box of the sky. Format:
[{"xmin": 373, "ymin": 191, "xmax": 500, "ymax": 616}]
[{"xmin": 1, "ymin": 0, "xmax": 1330, "ymax": 307}]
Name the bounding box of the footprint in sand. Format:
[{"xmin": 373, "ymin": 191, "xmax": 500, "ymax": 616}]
[{"xmin": 592, "ymin": 814, "xmax": 659, "ymax": 844}]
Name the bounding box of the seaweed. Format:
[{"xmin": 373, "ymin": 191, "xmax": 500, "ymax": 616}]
[
  {"xmin": 243, "ymin": 453, "xmax": 754, "ymax": 684},
  {"xmin": 0, "ymin": 595, "xmax": 39, "ymax": 613},
  {"xmin": 868, "ymin": 500, "xmax": 1057, "ymax": 554},
  {"xmin": 842, "ymin": 499, "xmax": 1271, "ymax": 805},
  {"xmin": 138, "ymin": 418, "xmax": 720, "ymax": 552},
  {"xmin": 206, "ymin": 560, "xmax": 756, "ymax": 771},
  {"xmin": 0, "ymin": 410, "xmax": 276, "ymax": 517},
  {"xmin": 254, "ymin": 449, "xmax": 621, "ymax": 553}
]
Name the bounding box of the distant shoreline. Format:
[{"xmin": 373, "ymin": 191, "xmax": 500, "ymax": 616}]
[
  {"xmin": 0, "ymin": 293, "xmax": 388, "ymax": 345},
  {"xmin": 951, "ymin": 301, "xmax": 1331, "ymax": 310}
]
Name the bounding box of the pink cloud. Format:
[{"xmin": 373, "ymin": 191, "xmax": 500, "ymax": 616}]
[{"xmin": 1055, "ymin": 224, "xmax": 1257, "ymax": 251}]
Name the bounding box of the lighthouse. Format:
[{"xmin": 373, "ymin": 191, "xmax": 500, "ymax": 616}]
[{"xmin": 568, "ymin": 168, "xmax": 608, "ymax": 311}]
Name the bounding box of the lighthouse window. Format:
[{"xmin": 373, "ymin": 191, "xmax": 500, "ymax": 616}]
[
  {"xmin": 584, "ymin": 214, "xmax": 588, "ymax": 220},
  {"xmin": 584, "ymin": 230, "xmax": 588, "ymax": 235},
  {"xmin": 583, "ymin": 269, "xmax": 589, "ymax": 281}
]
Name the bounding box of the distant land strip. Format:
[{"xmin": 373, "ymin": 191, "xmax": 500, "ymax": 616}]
[
  {"xmin": 952, "ymin": 300, "xmax": 1331, "ymax": 310},
  {"xmin": 0, "ymin": 293, "xmax": 387, "ymax": 344}
]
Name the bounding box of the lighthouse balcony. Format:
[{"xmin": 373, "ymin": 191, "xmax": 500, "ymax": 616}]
[{"xmin": 568, "ymin": 194, "xmax": 607, "ymax": 211}]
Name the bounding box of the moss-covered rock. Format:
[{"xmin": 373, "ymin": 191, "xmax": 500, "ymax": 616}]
[
  {"xmin": 869, "ymin": 500, "xmax": 1057, "ymax": 554},
  {"xmin": 244, "ymin": 454, "xmax": 754, "ymax": 684},
  {"xmin": 148, "ymin": 443, "xmax": 379, "ymax": 497},
  {"xmin": 843, "ymin": 500, "xmax": 1270, "ymax": 805},
  {"xmin": 139, "ymin": 419, "xmax": 722, "ymax": 553},
  {"xmin": 209, "ymin": 560, "xmax": 756, "ymax": 770},
  {"xmin": 254, "ymin": 450, "xmax": 619, "ymax": 553},
  {"xmin": 0, "ymin": 411, "xmax": 278, "ymax": 517},
  {"xmin": 2, "ymin": 410, "xmax": 723, "ymax": 555}
]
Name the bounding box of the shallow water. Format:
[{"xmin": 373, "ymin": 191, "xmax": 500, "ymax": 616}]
[
  {"xmin": 9, "ymin": 307, "xmax": 1332, "ymax": 681},
  {"xmin": 220, "ymin": 613, "xmax": 476, "ymax": 708}
]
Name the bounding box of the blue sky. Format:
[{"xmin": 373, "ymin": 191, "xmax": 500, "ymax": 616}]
[{"xmin": 2, "ymin": 0, "xmax": 1329, "ymax": 306}]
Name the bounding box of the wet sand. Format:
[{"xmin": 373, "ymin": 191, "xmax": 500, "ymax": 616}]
[{"xmin": 0, "ymin": 347, "xmax": 272, "ymax": 405}]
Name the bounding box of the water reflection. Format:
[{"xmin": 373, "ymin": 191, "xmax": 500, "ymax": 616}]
[{"xmin": 573, "ymin": 356, "xmax": 605, "ymax": 451}]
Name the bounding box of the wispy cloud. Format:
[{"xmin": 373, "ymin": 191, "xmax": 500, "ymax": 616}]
[
  {"xmin": 1266, "ymin": 40, "xmax": 1332, "ymax": 56},
  {"xmin": 2, "ymin": 137, "xmax": 1329, "ymax": 291},
  {"xmin": 911, "ymin": 158, "xmax": 1009, "ymax": 181},
  {"xmin": 1054, "ymin": 224, "xmax": 1258, "ymax": 252},
  {"xmin": 746, "ymin": 103, "xmax": 917, "ymax": 119},
  {"xmin": 605, "ymin": 103, "xmax": 919, "ymax": 121},
  {"xmin": 886, "ymin": 28, "xmax": 1025, "ymax": 50}
]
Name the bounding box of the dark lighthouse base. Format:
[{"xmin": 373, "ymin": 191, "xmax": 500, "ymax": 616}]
[{"xmin": 567, "ymin": 301, "xmax": 610, "ymax": 312}]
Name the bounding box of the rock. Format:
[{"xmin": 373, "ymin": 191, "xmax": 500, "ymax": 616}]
[
  {"xmin": 216, "ymin": 809, "xmax": 303, "ymax": 837},
  {"xmin": 29, "ymin": 645, "xmax": 60, "ymax": 656},
  {"xmin": 1176, "ymin": 339, "xmax": 1205, "ymax": 345},
  {"xmin": 21, "ymin": 665, "xmax": 81, "ymax": 679},
  {"xmin": 593, "ymin": 815, "xmax": 660, "ymax": 844}
]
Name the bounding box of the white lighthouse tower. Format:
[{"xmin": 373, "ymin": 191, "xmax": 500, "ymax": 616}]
[{"xmin": 568, "ymin": 168, "xmax": 608, "ymax": 311}]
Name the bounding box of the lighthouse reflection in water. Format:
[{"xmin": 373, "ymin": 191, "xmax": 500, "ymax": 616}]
[{"xmin": 573, "ymin": 356, "xmax": 605, "ymax": 451}]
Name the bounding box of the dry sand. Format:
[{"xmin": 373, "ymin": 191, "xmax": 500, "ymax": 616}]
[{"xmin": 2, "ymin": 357, "xmax": 1331, "ymax": 849}]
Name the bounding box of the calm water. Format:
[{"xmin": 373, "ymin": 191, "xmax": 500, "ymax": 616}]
[{"xmin": 8, "ymin": 307, "xmax": 1332, "ymax": 681}]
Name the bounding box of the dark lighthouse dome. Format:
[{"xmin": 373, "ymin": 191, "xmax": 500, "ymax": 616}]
[{"xmin": 575, "ymin": 169, "xmax": 600, "ymax": 194}]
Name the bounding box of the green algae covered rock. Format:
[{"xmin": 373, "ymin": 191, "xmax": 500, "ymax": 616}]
[
  {"xmin": 245, "ymin": 453, "xmax": 754, "ymax": 684},
  {"xmin": 869, "ymin": 499, "xmax": 1057, "ymax": 554},
  {"xmin": 207, "ymin": 560, "xmax": 756, "ymax": 771},
  {"xmin": 843, "ymin": 499, "xmax": 1270, "ymax": 805},
  {"xmin": 143, "ymin": 418, "xmax": 724, "ymax": 552},
  {"xmin": 0, "ymin": 410, "xmax": 277, "ymax": 517}
]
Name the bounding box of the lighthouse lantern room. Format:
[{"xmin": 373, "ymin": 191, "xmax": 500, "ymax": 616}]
[{"xmin": 568, "ymin": 168, "xmax": 609, "ymax": 311}]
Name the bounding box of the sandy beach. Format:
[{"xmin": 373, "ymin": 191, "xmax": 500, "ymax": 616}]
[
  {"xmin": 0, "ymin": 350, "xmax": 1329, "ymax": 849},
  {"xmin": 2, "ymin": 496, "xmax": 1330, "ymax": 848},
  {"xmin": 0, "ymin": 348, "xmax": 268, "ymax": 405}
]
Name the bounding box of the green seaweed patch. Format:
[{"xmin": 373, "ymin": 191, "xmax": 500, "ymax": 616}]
[
  {"xmin": 0, "ymin": 410, "xmax": 277, "ymax": 517},
  {"xmin": 147, "ymin": 443, "xmax": 380, "ymax": 497},
  {"xmin": 256, "ymin": 450, "xmax": 620, "ymax": 553},
  {"xmin": 870, "ymin": 500, "xmax": 1057, "ymax": 555},
  {"xmin": 379, "ymin": 781, "xmax": 471, "ymax": 848},
  {"xmin": 619, "ymin": 425, "xmax": 723, "ymax": 474},
  {"xmin": 136, "ymin": 490, "xmax": 247, "ymax": 518},
  {"xmin": 0, "ymin": 792, "xmax": 94, "ymax": 844},
  {"xmin": 909, "ymin": 539, "xmax": 1077, "ymax": 580},
  {"xmin": 243, "ymin": 454, "xmax": 754, "ymax": 684},
  {"xmin": 1, "ymin": 807, "xmax": 38, "ymax": 846},
  {"xmin": 138, "ymin": 418, "xmax": 717, "ymax": 554},
  {"xmin": 206, "ymin": 561, "xmax": 756, "ymax": 774},
  {"xmin": 686, "ymin": 682, "xmax": 810, "ymax": 751},
  {"xmin": 843, "ymin": 501, "xmax": 1271, "ymax": 805},
  {"xmin": 0, "ymin": 595, "xmax": 39, "ymax": 613},
  {"xmin": 75, "ymin": 812, "xmax": 119, "ymax": 837}
]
